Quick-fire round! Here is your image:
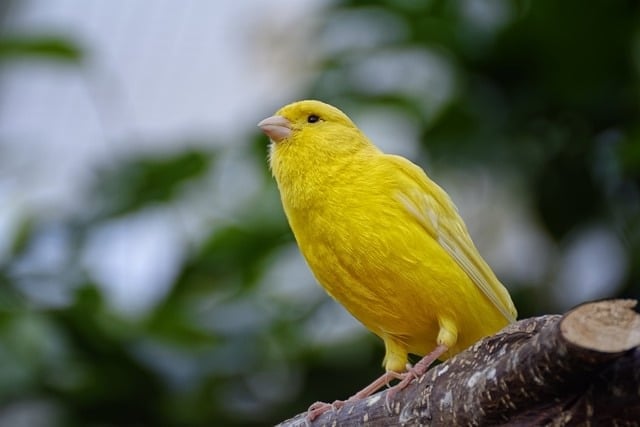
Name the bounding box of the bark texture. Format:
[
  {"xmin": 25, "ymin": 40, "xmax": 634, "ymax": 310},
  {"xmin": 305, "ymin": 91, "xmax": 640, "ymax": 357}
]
[{"xmin": 277, "ymin": 299, "xmax": 640, "ymax": 426}]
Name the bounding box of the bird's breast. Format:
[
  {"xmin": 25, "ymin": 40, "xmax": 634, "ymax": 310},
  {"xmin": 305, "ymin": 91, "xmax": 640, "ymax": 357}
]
[{"xmin": 284, "ymin": 188, "xmax": 442, "ymax": 330}]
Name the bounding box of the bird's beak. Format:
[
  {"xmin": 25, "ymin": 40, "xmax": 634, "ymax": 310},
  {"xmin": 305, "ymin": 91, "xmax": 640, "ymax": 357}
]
[{"xmin": 258, "ymin": 115, "xmax": 292, "ymax": 142}]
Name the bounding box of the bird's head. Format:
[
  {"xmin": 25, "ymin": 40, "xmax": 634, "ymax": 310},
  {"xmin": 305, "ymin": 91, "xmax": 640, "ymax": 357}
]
[
  {"xmin": 258, "ymin": 100, "xmax": 376, "ymax": 179},
  {"xmin": 258, "ymin": 99, "xmax": 357, "ymax": 143}
]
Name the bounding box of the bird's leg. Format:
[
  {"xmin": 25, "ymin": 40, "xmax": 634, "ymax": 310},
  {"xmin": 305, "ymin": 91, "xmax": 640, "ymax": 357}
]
[
  {"xmin": 397, "ymin": 343, "xmax": 448, "ymax": 388},
  {"xmin": 349, "ymin": 370, "xmax": 407, "ymax": 400},
  {"xmin": 384, "ymin": 344, "xmax": 448, "ymax": 409},
  {"xmin": 306, "ymin": 371, "xmax": 406, "ymax": 422}
]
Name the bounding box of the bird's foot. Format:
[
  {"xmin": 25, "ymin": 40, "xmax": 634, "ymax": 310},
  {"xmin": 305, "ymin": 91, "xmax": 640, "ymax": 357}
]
[
  {"xmin": 305, "ymin": 370, "xmax": 407, "ymax": 423},
  {"xmin": 306, "ymin": 399, "xmax": 345, "ymax": 423},
  {"xmin": 384, "ymin": 344, "xmax": 449, "ymax": 411}
]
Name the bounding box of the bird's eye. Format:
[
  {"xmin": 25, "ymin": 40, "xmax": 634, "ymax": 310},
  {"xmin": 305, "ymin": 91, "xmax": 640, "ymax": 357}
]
[{"xmin": 307, "ymin": 114, "xmax": 320, "ymax": 123}]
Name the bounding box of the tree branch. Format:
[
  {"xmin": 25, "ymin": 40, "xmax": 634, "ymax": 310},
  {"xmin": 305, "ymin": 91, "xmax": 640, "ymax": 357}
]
[{"xmin": 277, "ymin": 299, "xmax": 640, "ymax": 426}]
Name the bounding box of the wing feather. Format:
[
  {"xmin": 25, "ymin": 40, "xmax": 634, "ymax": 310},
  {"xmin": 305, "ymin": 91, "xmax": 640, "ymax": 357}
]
[{"xmin": 390, "ymin": 155, "xmax": 517, "ymax": 323}]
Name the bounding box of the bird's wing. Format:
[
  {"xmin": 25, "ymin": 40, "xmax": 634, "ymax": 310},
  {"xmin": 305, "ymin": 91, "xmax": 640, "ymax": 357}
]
[{"xmin": 388, "ymin": 155, "xmax": 517, "ymax": 323}]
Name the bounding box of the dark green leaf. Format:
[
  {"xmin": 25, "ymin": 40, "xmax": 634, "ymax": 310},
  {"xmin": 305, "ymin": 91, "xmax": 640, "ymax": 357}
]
[{"xmin": 0, "ymin": 36, "xmax": 83, "ymax": 62}]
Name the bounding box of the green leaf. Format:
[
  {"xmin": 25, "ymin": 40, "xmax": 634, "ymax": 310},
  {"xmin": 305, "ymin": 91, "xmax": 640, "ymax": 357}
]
[{"xmin": 0, "ymin": 36, "xmax": 83, "ymax": 62}]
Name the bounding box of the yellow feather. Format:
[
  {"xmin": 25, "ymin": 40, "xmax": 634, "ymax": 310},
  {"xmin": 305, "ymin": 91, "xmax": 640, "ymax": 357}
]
[{"xmin": 261, "ymin": 100, "xmax": 517, "ymax": 374}]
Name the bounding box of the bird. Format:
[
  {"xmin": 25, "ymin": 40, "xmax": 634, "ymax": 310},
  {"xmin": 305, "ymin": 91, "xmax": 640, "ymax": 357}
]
[{"xmin": 258, "ymin": 100, "xmax": 517, "ymax": 420}]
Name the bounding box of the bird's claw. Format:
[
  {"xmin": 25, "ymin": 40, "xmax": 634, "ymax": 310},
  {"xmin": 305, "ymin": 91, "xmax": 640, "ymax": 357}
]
[
  {"xmin": 384, "ymin": 367, "xmax": 421, "ymax": 412},
  {"xmin": 306, "ymin": 399, "xmax": 345, "ymax": 423}
]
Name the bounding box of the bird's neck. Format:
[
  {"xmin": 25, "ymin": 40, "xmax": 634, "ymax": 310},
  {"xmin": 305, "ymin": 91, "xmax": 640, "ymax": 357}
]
[
  {"xmin": 272, "ymin": 152, "xmax": 348, "ymax": 211},
  {"xmin": 273, "ymin": 152, "xmax": 374, "ymax": 211},
  {"xmin": 269, "ymin": 127, "xmax": 381, "ymax": 210}
]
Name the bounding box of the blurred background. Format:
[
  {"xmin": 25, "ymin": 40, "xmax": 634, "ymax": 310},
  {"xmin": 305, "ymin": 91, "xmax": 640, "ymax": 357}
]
[{"xmin": 1, "ymin": 0, "xmax": 639, "ymax": 425}]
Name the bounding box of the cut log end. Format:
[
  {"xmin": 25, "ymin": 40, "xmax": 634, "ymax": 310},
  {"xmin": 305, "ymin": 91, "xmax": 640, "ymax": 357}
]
[{"xmin": 560, "ymin": 299, "xmax": 640, "ymax": 353}]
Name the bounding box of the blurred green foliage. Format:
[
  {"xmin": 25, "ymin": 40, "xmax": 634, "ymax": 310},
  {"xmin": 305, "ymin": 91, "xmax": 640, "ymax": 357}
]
[
  {"xmin": 1, "ymin": 0, "xmax": 639, "ymax": 426},
  {"xmin": 90, "ymin": 151, "xmax": 213, "ymax": 219},
  {"xmin": 0, "ymin": 36, "xmax": 82, "ymax": 63}
]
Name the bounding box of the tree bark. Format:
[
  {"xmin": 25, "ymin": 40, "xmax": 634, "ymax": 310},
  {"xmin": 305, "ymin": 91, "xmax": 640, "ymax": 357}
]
[{"xmin": 277, "ymin": 299, "xmax": 640, "ymax": 426}]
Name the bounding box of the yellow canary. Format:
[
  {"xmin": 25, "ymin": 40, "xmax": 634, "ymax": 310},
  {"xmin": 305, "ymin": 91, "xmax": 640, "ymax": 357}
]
[{"xmin": 258, "ymin": 100, "xmax": 516, "ymax": 409}]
